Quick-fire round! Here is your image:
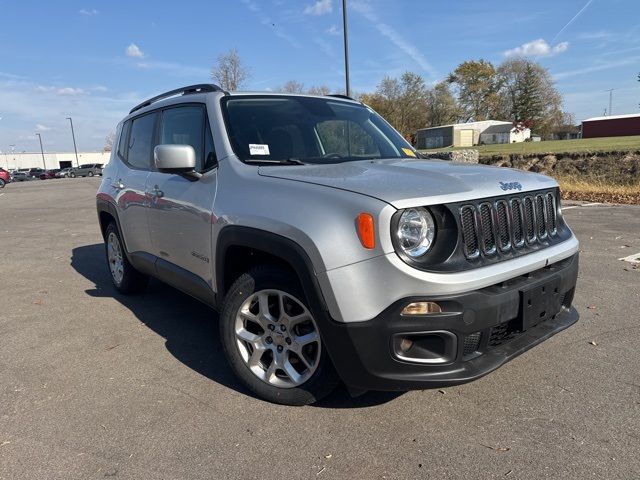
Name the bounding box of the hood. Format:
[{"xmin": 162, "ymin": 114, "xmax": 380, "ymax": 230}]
[{"xmin": 258, "ymin": 158, "xmax": 558, "ymax": 208}]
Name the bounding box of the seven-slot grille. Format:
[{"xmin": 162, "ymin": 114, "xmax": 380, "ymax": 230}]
[{"xmin": 460, "ymin": 191, "xmax": 559, "ymax": 259}]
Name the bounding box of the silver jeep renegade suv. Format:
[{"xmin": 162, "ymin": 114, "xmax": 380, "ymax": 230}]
[{"xmin": 96, "ymin": 84, "xmax": 579, "ymax": 405}]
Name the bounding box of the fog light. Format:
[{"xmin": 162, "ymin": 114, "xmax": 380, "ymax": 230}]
[
  {"xmin": 401, "ymin": 301, "xmax": 442, "ymax": 315},
  {"xmin": 399, "ymin": 338, "xmax": 413, "ymax": 353}
]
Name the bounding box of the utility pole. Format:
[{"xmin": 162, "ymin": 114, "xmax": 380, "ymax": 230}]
[
  {"xmin": 66, "ymin": 117, "xmax": 80, "ymax": 167},
  {"xmin": 9, "ymin": 144, "xmax": 15, "ymax": 170},
  {"xmin": 35, "ymin": 133, "xmax": 46, "ymax": 169},
  {"xmin": 605, "ymin": 89, "xmax": 615, "ymax": 116},
  {"xmin": 342, "ymin": 0, "xmax": 351, "ymax": 97}
]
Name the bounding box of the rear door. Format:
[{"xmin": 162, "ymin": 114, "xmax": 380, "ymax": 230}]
[
  {"xmin": 115, "ymin": 112, "xmax": 157, "ymax": 255},
  {"xmin": 146, "ymin": 104, "xmax": 218, "ymax": 285}
]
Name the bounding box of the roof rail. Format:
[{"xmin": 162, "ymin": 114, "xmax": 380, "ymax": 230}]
[
  {"xmin": 327, "ymin": 94, "xmax": 356, "ymax": 101},
  {"xmin": 129, "ymin": 84, "xmax": 223, "ymax": 114}
]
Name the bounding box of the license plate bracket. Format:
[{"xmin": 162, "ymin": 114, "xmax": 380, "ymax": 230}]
[{"xmin": 519, "ymin": 277, "xmax": 562, "ymax": 331}]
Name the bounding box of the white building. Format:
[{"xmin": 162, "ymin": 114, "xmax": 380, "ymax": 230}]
[
  {"xmin": 0, "ymin": 151, "xmax": 111, "ymax": 171},
  {"xmin": 415, "ymin": 120, "xmax": 530, "ymax": 149},
  {"xmin": 479, "ymin": 124, "xmax": 531, "ymax": 145}
]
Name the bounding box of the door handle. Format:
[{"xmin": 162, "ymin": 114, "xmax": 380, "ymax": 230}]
[
  {"xmin": 111, "ymin": 179, "xmax": 125, "ymax": 190},
  {"xmin": 150, "ymin": 185, "xmax": 164, "ymax": 198}
]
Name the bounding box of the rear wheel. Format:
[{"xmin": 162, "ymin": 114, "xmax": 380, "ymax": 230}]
[
  {"xmin": 70, "ymin": 172, "xmax": 76, "ymax": 178},
  {"xmin": 0, "ymin": 179, "xmax": 5, "ymax": 188},
  {"xmin": 105, "ymin": 222, "xmax": 148, "ymax": 294},
  {"xmin": 88, "ymin": 171, "xmax": 94, "ymax": 177},
  {"xmin": 220, "ymin": 266, "xmax": 339, "ymax": 405}
]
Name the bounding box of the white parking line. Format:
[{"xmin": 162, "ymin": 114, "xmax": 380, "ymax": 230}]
[
  {"xmin": 0, "ymin": 193, "xmax": 4, "ymax": 197},
  {"xmin": 582, "ymin": 202, "xmax": 603, "ymax": 207},
  {"xmin": 562, "ymin": 206, "xmax": 578, "ymax": 210},
  {"xmin": 619, "ymin": 252, "xmax": 640, "ymax": 263}
]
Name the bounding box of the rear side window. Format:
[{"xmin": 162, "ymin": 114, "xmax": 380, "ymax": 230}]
[
  {"xmin": 127, "ymin": 113, "xmax": 157, "ymax": 169},
  {"xmin": 160, "ymin": 106, "xmax": 212, "ymax": 171},
  {"xmin": 118, "ymin": 121, "xmax": 131, "ymax": 159}
]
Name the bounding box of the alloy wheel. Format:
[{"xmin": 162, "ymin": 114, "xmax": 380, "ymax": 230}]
[
  {"xmin": 234, "ymin": 289, "xmax": 321, "ymax": 388},
  {"xmin": 107, "ymin": 232, "xmax": 124, "ymax": 285}
]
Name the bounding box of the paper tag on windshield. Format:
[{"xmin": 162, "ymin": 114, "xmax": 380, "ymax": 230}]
[{"xmin": 249, "ymin": 144, "xmax": 270, "ymax": 156}]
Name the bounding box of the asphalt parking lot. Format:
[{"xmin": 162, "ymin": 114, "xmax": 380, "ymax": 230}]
[{"xmin": 1, "ymin": 178, "xmax": 639, "ymax": 479}]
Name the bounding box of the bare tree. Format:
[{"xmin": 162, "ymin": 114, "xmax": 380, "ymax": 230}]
[
  {"xmin": 103, "ymin": 131, "xmax": 115, "ymax": 152},
  {"xmin": 308, "ymin": 85, "xmax": 331, "ymax": 96},
  {"xmin": 211, "ymin": 48, "xmax": 250, "ymax": 91},
  {"xmin": 278, "ymin": 80, "xmax": 305, "ymax": 93}
]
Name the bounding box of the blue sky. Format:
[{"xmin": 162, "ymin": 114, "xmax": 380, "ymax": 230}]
[{"xmin": 1, "ymin": 0, "xmax": 639, "ymax": 152}]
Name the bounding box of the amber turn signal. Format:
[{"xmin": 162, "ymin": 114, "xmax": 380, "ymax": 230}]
[
  {"xmin": 357, "ymin": 213, "xmax": 375, "ymax": 249},
  {"xmin": 401, "ymin": 301, "xmax": 442, "ymax": 315}
]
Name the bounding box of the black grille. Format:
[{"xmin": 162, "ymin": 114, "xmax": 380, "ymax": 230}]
[
  {"xmin": 511, "ymin": 199, "xmax": 524, "ymax": 247},
  {"xmin": 523, "ymin": 196, "xmax": 536, "ymax": 243},
  {"xmin": 463, "ymin": 332, "xmax": 482, "ymax": 356},
  {"xmin": 458, "ymin": 190, "xmax": 559, "ymax": 260},
  {"xmin": 545, "ymin": 193, "xmax": 557, "ymax": 234},
  {"xmin": 495, "ymin": 200, "xmax": 510, "ymax": 250},
  {"xmin": 488, "ymin": 321, "xmax": 518, "ymax": 347},
  {"xmin": 536, "ymin": 195, "xmax": 547, "ymax": 239},
  {"xmin": 460, "ymin": 206, "xmax": 479, "ymax": 258},
  {"xmin": 479, "ymin": 203, "xmax": 496, "ymax": 254}
]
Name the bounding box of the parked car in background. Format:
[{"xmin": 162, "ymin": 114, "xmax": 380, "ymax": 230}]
[
  {"xmin": 0, "ymin": 168, "xmax": 10, "ymax": 188},
  {"xmin": 11, "ymin": 171, "xmax": 30, "ymax": 182},
  {"xmin": 70, "ymin": 163, "xmax": 103, "ymax": 178},
  {"xmin": 56, "ymin": 167, "xmax": 74, "ymax": 178},
  {"xmin": 39, "ymin": 169, "xmax": 60, "ymax": 180},
  {"xmin": 28, "ymin": 168, "xmax": 45, "ymax": 179}
]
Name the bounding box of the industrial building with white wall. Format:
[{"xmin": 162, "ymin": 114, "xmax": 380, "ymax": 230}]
[
  {"xmin": 1, "ymin": 151, "xmax": 111, "ymax": 171},
  {"xmin": 415, "ymin": 120, "xmax": 531, "ymax": 149}
]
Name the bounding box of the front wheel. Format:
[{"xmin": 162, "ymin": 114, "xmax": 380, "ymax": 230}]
[
  {"xmin": 0, "ymin": 179, "xmax": 5, "ymax": 188},
  {"xmin": 70, "ymin": 172, "xmax": 76, "ymax": 178},
  {"xmin": 88, "ymin": 171, "xmax": 94, "ymax": 177},
  {"xmin": 220, "ymin": 266, "xmax": 339, "ymax": 405}
]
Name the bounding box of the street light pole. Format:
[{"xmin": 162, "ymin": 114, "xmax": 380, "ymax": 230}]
[
  {"xmin": 35, "ymin": 133, "xmax": 46, "ymax": 169},
  {"xmin": 342, "ymin": 0, "xmax": 351, "ymax": 97},
  {"xmin": 66, "ymin": 117, "xmax": 80, "ymax": 167}
]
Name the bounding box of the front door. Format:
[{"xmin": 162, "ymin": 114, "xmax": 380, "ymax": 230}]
[{"xmin": 146, "ymin": 105, "xmax": 218, "ymax": 286}]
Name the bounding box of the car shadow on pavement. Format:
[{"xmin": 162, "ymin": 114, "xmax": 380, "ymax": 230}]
[{"xmin": 71, "ymin": 244, "xmax": 402, "ymax": 408}]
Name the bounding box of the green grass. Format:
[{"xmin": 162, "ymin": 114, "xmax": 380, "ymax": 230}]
[{"xmin": 419, "ymin": 135, "xmax": 640, "ymax": 157}]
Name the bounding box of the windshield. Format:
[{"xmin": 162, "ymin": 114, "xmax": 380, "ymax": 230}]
[{"xmin": 221, "ymin": 95, "xmax": 418, "ymax": 164}]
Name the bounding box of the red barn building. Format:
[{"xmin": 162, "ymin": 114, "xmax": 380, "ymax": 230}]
[{"xmin": 582, "ymin": 113, "xmax": 640, "ymax": 139}]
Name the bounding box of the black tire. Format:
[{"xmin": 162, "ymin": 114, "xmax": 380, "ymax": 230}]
[
  {"xmin": 88, "ymin": 171, "xmax": 94, "ymax": 177},
  {"xmin": 70, "ymin": 172, "xmax": 76, "ymax": 178},
  {"xmin": 220, "ymin": 265, "xmax": 339, "ymax": 405},
  {"xmin": 0, "ymin": 179, "xmax": 5, "ymax": 188},
  {"xmin": 104, "ymin": 222, "xmax": 148, "ymax": 294}
]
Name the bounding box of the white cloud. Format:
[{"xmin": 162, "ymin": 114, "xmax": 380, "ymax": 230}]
[
  {"xmin": 125, "ymin": 43, "xmax": 145, "ymax": 59},
  {"xmin": 36, "ymin": 86, "xmax": 86, "ymax": 96},
  {"xmin": 79, "ymin": 8, "xmax": 99, "ymax": 16},
  {"xmin": 304, "ymin": 0, "xmax": 332, "ymax": 16},
  {"xmin": 36, "ymin": 124, "xmax": 51, "ymax": 131},
  {"xmin": 351, "ymin": 1, "xmax": 437, "ymax": 78},
  {"xmin": 326, "ymin": 25, "xmax": 341, "ymax": 36},
  {"xmin": 504, "ymin": 39, "xmax": 569, "ymax": 58}
]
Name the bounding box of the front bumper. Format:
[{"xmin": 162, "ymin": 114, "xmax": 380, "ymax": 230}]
[{"xmin": 322, "ymin": 253, "xmax": 579, "ymax": 391}]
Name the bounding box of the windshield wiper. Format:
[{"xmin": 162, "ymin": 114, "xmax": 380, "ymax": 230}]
[{"xmin": 244, "ymin": 158, "xmax": 307, "ymax": 165}]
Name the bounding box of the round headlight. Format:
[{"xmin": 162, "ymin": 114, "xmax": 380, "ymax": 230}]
[{"xmin": 396, "ymin": 208, "xmax": 436, "ymax": 257}]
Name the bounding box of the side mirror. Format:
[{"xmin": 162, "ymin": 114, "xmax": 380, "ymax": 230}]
[{"xmin": 154, "ymin": 144, "xmax": 196, "ymax": 173}]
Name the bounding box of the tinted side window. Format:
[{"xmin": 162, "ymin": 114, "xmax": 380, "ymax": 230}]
[
  {"xmin": 160, "ymin": 106, "xmax": 204, "ymax": 170},
  {"xmin": 128, "ymin": 113, "xmax": 157, "ymax": 169},
  {"xmin": 118, "ymin": 121, "xmax": 131, "ymax": 159}
]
